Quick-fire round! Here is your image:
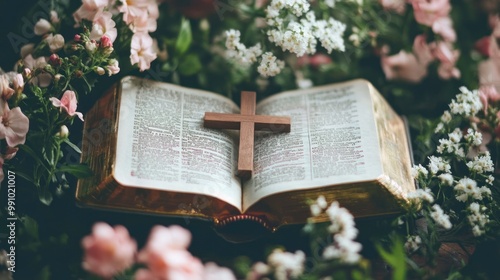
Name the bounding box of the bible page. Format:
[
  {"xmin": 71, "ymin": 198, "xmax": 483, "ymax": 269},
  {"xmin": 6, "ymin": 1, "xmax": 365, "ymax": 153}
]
[
  {"xmin": 114, "ymin": 77, "xmax": 242, "ymax": 210},
  {"xmin": 243, "ymin": 80, "xmax": 382, "ymax": 210}
]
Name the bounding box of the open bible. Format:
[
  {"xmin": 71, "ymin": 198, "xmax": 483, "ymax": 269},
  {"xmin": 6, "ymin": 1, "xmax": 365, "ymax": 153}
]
[{"xmin": 76, "ymin": 76, "xmax": 416, "ymax": 235}]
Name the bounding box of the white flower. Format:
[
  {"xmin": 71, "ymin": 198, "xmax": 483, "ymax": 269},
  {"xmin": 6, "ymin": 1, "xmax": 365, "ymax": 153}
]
[
  {"xmin": 466, "ymin": 152, "xmax": 494, "ymax": 174},
  {"xmin": 454, "ymin": 177, "xmax": 491, "ymax": 202},
  {"xmin": 411, "ymin": 164, "xmax": 428, "ymax": 179},
  {"xmin": 467, "ymin": 202, "xmax": 490, "ymax": 236},
  {"xmin": 267, "ymin": 249, "xmax": 305, "ymax": 280},
  {"xmin": 486, "ymin": 175, "xmax": 494, "ymax": 186},
  {"xmin": 428, "ymin": 156, "xmax": 451, "ymax": 174},
  {"xmin": 465, "ymin": 129, "xmax": 483, "ymax": 146},
  {"xmin": 438, "ymin": 173, "xmax": 454, "ymax": 186},
  {"xmin": 448, "ymin": 128, "xmax": 463, "ymax": 143},
  {"xmin": 430, "ymin": 204, "xmax": 452, "ymax": 229},
  {"xmin": 323, "ymin": 237, "xmax": 362, "ymax": 264},
  {"xmin": 225, "ymin": 30, "xmax": 262, "ymax": 67},
  {"xmin": 441, "ymin": 110, "xmax": 452, "ymax": 123},
  {"xmin": 407, "ymin": 188, "xmax": 434, "ymax": 204},
  {"xmin": 404, "ymin": 235, "xmax": 421, "ymax": 253},
  {"xmin": 45, "ymin": 34, "xmax": 65, "ymax": 52},
  {"xmin": 257, "ymin": 52, "xmax": 284, "ymax": 77},
  {"xmin": 449, "ymin": 87, "xmax": 483, "ymax": 117},
  {"xmin": 34, "ymin": 19, "xmax": 52, "ymax": 36}
]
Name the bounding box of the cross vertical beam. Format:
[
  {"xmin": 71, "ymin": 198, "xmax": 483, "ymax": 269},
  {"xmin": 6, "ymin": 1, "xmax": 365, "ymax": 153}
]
[{"xmin": 204, "ymin": 91, "xmax": 291, "ymax": 180}]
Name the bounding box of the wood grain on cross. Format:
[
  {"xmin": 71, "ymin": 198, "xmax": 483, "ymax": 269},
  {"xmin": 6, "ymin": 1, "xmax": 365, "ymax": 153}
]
[{"xmin": 204, "ymin": 91, "xmax": 291, "ymax": 180}]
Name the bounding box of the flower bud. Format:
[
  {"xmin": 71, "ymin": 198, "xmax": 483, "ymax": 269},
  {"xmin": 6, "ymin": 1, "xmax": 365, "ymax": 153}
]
[
  {"xmin": 34, "ymin": 19, "xmax": 51, "ymax": 36},
  {"xmin": 46, "ymin": 34, "xmax": 65, "ymax": 52},
  {"xmin": 56, "ymin": 125, "xmax": 69, "ymax": 139},
  {"xmin": 49, "ymin": 54, "xmax": 61, "ymax": 66},
  {"xmin": 74, "ymin": 70, "xmax": 83, "ymax": 78},
  {"xmin": 50, "ymin": 10, "xmax": 60, "ymax": 24},
  {"xmin": 95, "ymin": 67, "xmax": 105, "ymax": 75},
  {"xmin": 23, "ymin": 68, "xmax": 32, "ymax": 79},
  {"xmin": 85, "ymin": 41, "xmax": 97, "ymax": 53},
  {"xmin": 54, "ymin": 74, "xmax": 62, "ymax": 82},
  {"xmin": 74, "ymin": 34, "xmax": 82, "ymax": 42},
  {"xmin": 100, "ymin": 35, "xmax": 113, "ymax": 48}
]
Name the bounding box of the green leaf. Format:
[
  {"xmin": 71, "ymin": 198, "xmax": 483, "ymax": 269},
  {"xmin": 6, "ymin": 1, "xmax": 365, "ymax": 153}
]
[
  {"xmin": 175, "ymin": 18, "xmax": 192, "ymax": 56},
  {"xmin": 178, "ymin": 54, "xmax": 202, "ymax": 76},
  {"xmin": 57, "ymin": 164, "xmax": 93, "ymax": 178},
  {"xmin": 63, "ymin": 138, "xmax": 82, "ymax": 154},
  {"xmin": 375, "ymin": 237, "xmax": 407, "ymax": 280}
]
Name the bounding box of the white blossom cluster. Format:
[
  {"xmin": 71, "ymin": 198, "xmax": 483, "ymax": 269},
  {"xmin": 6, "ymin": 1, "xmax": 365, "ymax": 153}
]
[
  {"xmin": 427, "ymin": 156, "xmax": 451, "ymax": 175},
  {"xmin": 310, "ymin": 196, "xmax": 362, "ymax": 264},
  {"xmin": 258, "ymin": 52, "xmax": 286, "ymax": 77},
  {"xmin": 464, "ymin": 128, "xmax": 483, "ymax": 146},
  {"xmin": 322, "ymin": 201, "xmax": 362, "ymax": 264},
  {"xmin": 467, "ymin": 202, "xmax": 490, "ymax": 237},
  {"xmin": 430, "ymin": 204, "xmax": 452, "ymax": 229},
  {"xmin": 466, "ymin": 152, "xmax": 494, "ymax": 174},
  {"xmin": 411, "ymin": 164, "xmax": 428, "ymax": 180},
  {"xmin": 267, "ymin": 249, "xmax": 306, "ymax": 280},
  {"xmin": 225, "ymin": 30, "xmax": 284, "ymax": 77},
  {"xmin": 454, "ymin": 177, "xmax": 492, "ymax": 202},
  {"xmin": 225, "ymin": 30, "xmax": 263, "ymax": 66},
  {"xmin": 404, "ymin": 235, "xmax": 422, "ymax": 253},
  {"xmin": 436, "ymin": 128, "xmax": 465, "ymax": 157},
  {"xmin": 407, "ymin": 188, "xmax": 434, "ymax": 204},
  {"xmin": 436, "ymin": 87, "xmax": 482, "ymax": 133},
  {"xmin": 266, "ymin": 1, "xmax": 346, "ymax": 56},
  {"xmin": 437, "ymin": 173, "xmax": 454, "ymax": 186}
]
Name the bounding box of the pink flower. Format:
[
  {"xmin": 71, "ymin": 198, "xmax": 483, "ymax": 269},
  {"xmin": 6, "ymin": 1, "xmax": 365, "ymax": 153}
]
[
  {"xmin": 297, "ymin": 54, "xmax": 332, "ymax": 68},
  {"xmin": 0, "ymin": 107, "xmax": 29, "ymax": 147},
  {"xmin": 432, "ymin": 42, "xmax": 458, "ymax": 64},
  {"xmin": 73, "ymin": 0, "xmax": 109, "ymax": 25},
  {"xmin": 49, "ymin": 90, "xmax": 84, "ymax": 121},
  {"xmin": 411, "ymin": 0, "xmax": 451, "ymax": 26},
  {"xmin": 0, "ymin": 76, "xmax": 14, "ymax": 100},
  {"xmin": 479, "ymin": 85, "xmax": 500, "ymax": 113},
  {"xmin": 437, "ymin": 62, "xmax": 460, "ymax": 79},
  {"xmin": 413, "ymin": 35, "xmax": 434, "ymax": 66},
  {"xmin": 90, "ymin": 12, "xmax": 117, "ymax": 42},
  {"xmin": 432, "ymin": 17, "xmax": 456, "ymax": 42},
  {"xmin": 478, "ymin": 59, "xmax": 500, "ymax": 92},
  {"xmin": 34, "ymin": 18, "xmax": 52, "ymax": 36},
  {"xmin": 137, "ymin": 225, "xmax": 204, "ymax": 280},
  {"xmin": 379, "ymin": 0, "xmax": 406, "ymax": 14},
  {"xmin": 106, "ymin": 59, "xmax": 120, "ymax": 76},
  {"xmin": 130, "ymin": 33, "xmax": 157, "ymax": 71},
  {"xmin": 3, "ymin": 146, "xmax": 19, "ymax": 160},
  {"xmin": 203, "ymin": 262, "xmax": 236, "ymax": 280},
  {"xmin": 119, "ymin": 0, "xmax": 158, "ymax": 25},
  {"xmin": 381, "ymin": 48, "xmax": 428, "ymax": 83},
  {"xmin": 45, "ymin": 34, "xmax": 65, "ymax": 52},
  {"xmin": 475, "ymin": 36, "xmax": 491, "ymax": 57},
  {"xmin": 82, "ymin": 222, "xmax": 137, "ymax": 278}
]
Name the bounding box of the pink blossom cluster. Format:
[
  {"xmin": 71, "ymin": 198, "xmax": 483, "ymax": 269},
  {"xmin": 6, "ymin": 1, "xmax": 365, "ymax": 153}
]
[
  {"xmin": 381, "ymin": 0, "xmax": 460, "ymax": 83},
  {"xmin": 0, "ymin": 73, "xmax": 29, "ymax": 183},
  {"xmin": 82, "ymin": 223, "xmax": 236, "ymax": 279},
  {"xmin": 73, "ymin": 0, "xmax": 158, "ymax": 71}
]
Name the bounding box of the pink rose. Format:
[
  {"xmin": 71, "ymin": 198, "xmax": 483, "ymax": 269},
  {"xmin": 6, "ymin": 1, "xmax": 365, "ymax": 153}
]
[
  {"xmin": 82, "ymin": 222, "xmax": 137, "ymax": 278},
  {"xmin": 381, "ymin": 48, "xmax": 429, "ymax": 83},
  {"xmin": 411, "ymin": 0, "xmax": 451, "ymax": 26},
  {"xmin": 49, "ymin": 90, "xmax": 84, "ymax": 121},
  {"xmin": 137, "ymin": 225, "xmax": 204, "ymax": 280}
]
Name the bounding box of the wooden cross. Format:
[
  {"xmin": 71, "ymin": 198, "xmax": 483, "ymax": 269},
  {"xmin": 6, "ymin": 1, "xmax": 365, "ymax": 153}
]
[{"xmin": 204, "ymin": 91, "xmax": 291, "ymax": 180}]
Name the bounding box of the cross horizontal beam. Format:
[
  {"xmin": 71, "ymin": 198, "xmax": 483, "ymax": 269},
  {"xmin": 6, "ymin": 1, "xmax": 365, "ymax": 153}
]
[{"xmin": 204, "ymin": 112, "xmax": 291, "ymax": 132}]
